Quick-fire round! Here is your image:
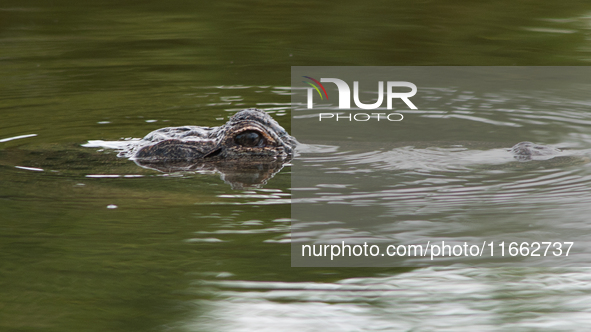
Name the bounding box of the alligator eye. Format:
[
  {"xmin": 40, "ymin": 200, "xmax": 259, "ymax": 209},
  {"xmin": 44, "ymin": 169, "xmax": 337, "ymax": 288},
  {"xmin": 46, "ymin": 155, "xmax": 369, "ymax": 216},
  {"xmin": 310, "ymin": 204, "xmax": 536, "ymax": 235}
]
[{"xmin": 234, "ymin": 130, "xmax": 263, "ymax": 147}]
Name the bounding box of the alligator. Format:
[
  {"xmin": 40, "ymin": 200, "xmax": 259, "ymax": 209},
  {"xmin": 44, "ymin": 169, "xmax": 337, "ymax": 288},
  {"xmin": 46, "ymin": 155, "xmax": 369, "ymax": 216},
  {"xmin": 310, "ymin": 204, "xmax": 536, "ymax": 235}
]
[
  {"xmin": 119, "ymin": 109, "xmax": 559, "ymax": 163},
  {"xmin": 117, "ymin": 108, "xmax": 577, "ymax": 170},
  {"xmin": 81, "ymin": 108, "xmax": 588, "ymax": 188},
  {"xmin": 505, "ymin": 141, "xmax": 590, "ymax": 170},
  {"xmin": 510, "ymin": 141, "xmax": 564, "ymax": 161},
  {"xmin": 116, "ymin": 108, "xmax": 297, "ymax": 189},
  {"xmin": 2, "ymin": 108, "xmax": 586, "ymax": 189}
]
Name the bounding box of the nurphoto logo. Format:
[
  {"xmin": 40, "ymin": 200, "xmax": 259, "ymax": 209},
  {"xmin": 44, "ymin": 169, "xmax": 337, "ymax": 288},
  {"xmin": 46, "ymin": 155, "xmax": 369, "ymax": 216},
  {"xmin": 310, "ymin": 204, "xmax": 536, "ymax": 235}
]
[
  {"xmin": 303, "ymin": 76, "xmax": 414, "ymax": 122},
  {"xmin": 303, "ymin": 76, "xmax": 418, "ymax": 110}
]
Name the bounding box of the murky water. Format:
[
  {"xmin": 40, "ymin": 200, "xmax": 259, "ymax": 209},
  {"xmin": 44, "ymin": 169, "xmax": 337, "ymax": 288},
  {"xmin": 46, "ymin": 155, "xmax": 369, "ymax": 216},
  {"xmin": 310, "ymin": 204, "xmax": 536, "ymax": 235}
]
[
  {"xmin": 291, "ymin": 71, "xmax": 591, "ymax": 268},
  {"xmin": 3, "ymin": 1, "xmax": 591, "ymax": 331}
]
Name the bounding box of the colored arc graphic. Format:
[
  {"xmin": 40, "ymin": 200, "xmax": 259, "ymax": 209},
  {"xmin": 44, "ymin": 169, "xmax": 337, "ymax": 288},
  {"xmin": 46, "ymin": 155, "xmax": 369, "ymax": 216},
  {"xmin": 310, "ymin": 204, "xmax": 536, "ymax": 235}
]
[
  {"xmin": 303, "ymin": 76, "xmax": 329, "ymax": 100},
  {"xmin": 303, "ymin": 81, "xmax": 323, "ymax": 99}
]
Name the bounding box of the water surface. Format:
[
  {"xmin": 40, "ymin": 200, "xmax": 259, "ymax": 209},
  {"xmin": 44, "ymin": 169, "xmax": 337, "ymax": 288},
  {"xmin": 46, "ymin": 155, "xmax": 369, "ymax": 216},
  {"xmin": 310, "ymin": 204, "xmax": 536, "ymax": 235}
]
[{"xmin": 3, "ymin": 1, "xmax": 591, "ymax": 331}]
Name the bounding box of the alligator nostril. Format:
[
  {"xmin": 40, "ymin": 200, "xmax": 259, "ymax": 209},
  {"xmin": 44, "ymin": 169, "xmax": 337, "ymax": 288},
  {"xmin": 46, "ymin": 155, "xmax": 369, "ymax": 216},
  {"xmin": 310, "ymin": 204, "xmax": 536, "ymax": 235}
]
[{"xmin": 203, "ymin": 148, "xmax": 222, "ymax": 158}]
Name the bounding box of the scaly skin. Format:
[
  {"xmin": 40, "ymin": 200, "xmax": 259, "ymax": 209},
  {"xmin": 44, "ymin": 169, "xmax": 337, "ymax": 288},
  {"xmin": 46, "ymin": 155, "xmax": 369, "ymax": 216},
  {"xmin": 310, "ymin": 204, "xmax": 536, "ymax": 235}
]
[
  {"xmin": 120, "ymin": 108, "xmax": 297, "ymax": 163},
  {"xmin": 115, "ymin": 108, "xmax": 297, "ymax": 189}
]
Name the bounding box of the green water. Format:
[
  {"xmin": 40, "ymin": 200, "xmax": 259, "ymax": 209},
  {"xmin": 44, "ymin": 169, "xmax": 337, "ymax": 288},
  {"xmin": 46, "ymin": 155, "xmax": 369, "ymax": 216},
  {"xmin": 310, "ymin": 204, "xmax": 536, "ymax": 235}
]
[{"xmin": 3, "ymin": 1, "xmax": 591, "ymax": 331}]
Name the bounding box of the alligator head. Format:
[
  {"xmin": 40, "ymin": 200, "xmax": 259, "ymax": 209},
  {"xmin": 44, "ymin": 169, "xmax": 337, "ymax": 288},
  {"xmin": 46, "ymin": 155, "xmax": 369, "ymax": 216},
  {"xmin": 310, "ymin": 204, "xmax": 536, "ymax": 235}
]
[{"xmin": 117, "ymin": 108, "xmax": 297, "ymax": 189}]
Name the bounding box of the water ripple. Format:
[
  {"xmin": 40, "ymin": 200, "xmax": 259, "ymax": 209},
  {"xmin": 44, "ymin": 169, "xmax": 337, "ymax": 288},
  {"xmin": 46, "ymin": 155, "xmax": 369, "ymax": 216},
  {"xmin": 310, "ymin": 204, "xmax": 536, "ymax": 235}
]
[{"xmin": 188, "ymin": 268, "xmax": 591, "ymax": 332}]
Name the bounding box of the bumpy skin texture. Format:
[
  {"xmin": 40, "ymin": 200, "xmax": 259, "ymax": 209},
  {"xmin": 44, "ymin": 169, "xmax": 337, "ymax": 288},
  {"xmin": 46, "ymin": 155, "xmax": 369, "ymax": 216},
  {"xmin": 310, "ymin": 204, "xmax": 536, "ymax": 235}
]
[
  {"xmin": 510, "ymin": 141, "xmax": 562, "ymax": 161},
  {"xmin": 127, "ymin": 108, "xmax": 297, "ymax": 162}
]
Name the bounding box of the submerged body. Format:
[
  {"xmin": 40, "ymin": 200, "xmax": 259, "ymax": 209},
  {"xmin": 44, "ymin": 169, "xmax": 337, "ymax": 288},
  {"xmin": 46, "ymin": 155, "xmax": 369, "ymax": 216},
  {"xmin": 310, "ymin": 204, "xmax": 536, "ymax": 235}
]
[
  {"xmin": 510, "ymin": 141, "xmax": 562, "ymax": 161},
  {"xmin": 120, "ymin": 108, "xmax": 564, "ymax": 165},
  {"xmin": 112, "ymin": 108, "xmax": 584, "ymax": 187}
]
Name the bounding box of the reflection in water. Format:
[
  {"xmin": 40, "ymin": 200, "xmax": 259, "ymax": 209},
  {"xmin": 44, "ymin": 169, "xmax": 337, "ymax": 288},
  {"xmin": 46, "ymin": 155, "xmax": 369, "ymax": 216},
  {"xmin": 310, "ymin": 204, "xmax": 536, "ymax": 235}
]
[
  {"xmin": 83, "ymin": 139, "xmax": 291, "ymax": 189},
  {"xmin": 4, "ymin": 0, "xmax": 591, "ymax": 330},
  {"xmin": 133, "ymin": 158, "xmax": 289, "ymax": 190}
]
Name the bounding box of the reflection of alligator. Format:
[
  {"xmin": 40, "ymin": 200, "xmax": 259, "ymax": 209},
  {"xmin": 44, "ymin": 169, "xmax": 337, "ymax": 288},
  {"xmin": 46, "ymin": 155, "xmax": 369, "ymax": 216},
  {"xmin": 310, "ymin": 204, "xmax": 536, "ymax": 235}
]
[{"xmin": 118, "ymin": 108, "xmax": 297, "ymax": 189}]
